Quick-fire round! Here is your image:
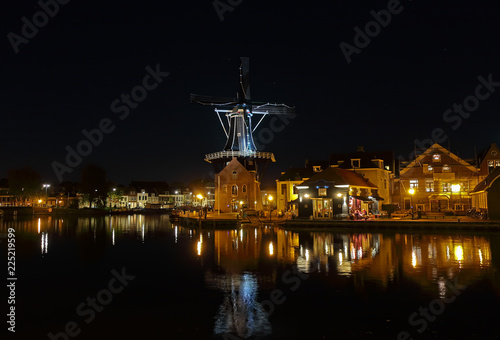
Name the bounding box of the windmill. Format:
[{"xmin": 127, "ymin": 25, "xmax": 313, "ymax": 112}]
[{"xmin": 191, "ymin": 57, "xmax": 295, "ymax": 212}]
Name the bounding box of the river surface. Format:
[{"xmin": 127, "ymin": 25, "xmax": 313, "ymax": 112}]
[{"xmin": 1, "ymin": 215, "xmax": 500, "ymax": 339}]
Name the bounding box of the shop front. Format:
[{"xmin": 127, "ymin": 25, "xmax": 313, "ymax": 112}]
[{"xmin": 312, "ymin": 198, "xmax": 333, "ymax": 218}]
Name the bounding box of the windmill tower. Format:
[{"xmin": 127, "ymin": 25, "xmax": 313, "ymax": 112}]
[{"xmin": 191, "ymin": 57, "xmax": 295, "ymax": 213}]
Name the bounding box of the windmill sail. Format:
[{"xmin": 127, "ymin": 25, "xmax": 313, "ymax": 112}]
[{"xmin": 190, "ymin": 57, "xmax": 295, "ymax": 156}]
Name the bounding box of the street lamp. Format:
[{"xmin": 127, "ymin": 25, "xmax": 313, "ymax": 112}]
[
  {"xmin": 268, "ymin": 195, "xmax": 273, "ymax": 222},
  {"xmin": 408, "ymin": 188, "xmax": 415, "ymax": 219},
  {"xmin": 109, "ymin": 188, "xmax": 116, "ymax": 209},
  {"xmin": 197, "ymin": 194, "xmax": 203, "ymax": 219},
  {"xmin": 451, "ymin": 184, "xmax": 460, "ymax": 211},
  {"xmin": 42, "ymin": 184, "xmax": 50, "ymax": 207}
]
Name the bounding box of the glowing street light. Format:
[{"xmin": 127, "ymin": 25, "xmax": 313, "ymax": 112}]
[
  {"xmin": 268, "ymin": 195, "xmax": 273, "ymax": 222},
  {"xmin": 451, "ymin": 184, "xmax": 461, "ymax": 212},
  {"xmin": 408, "ymin": 188, "xmax": 415, "ymax": 218},
  {"xmin": 42, "ymin": 184, "xmax": 50, "ymax": 207},
  {"xmin": 197, "ymin": 194, "xmax": 204, "ymax": 219}
]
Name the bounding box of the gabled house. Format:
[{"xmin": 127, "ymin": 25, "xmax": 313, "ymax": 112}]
[
  {"xmin": 477, "ymin": 143, "xmax": 500, "ymax": 179},
  {"xmin": 395, "ymin": 143, "xmax": 479, "ymax": 212},
  {"xmin": 470, "ymin": 167, "xmax": 500, "ymax": 220},
  {"xmin": 329, "ymin": 146, "xmax": 394, "ymax": 204},
  {"xmin": 215, "ymin": 158, "xmax": 261, "ymax": 213},
  {"xmin": 296, "ymin": 167, "xmax": 379, "ymax": 219},
  {"xmin": 275, "ymin": 161, "xmax": 328, "ymax": 213}
]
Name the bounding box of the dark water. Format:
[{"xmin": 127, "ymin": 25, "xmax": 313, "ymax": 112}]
[{"xmin": 1, "ymin": 215, "xmax": 500, "ymax": 339}]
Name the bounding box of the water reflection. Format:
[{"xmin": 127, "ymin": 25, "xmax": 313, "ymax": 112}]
[
  {"xmin": 1, "ymin": 216, "xmax": 497, "ymax": 338},
  {"xmin": 212, "ymin": 273, "xmax": 271, "ymax": 338},
  {"xmin": 188, "ymin": 226, "xmax": 495, "ymax": 337},
  {"xmin": 41, "ymin": 231, "xmax": 48, "ymax": 254},
  {"xmin": 0, "ymin": 215, "xmax": 172, "ymax": 255}
]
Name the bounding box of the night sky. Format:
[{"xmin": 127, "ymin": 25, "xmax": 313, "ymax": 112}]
[{"xmin": 2, "ymin": 0, "xmax": 499, "ymax": 188}]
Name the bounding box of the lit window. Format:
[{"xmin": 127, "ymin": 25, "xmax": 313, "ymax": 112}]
[
  {"xmin": 410, "ymin": 179, "xmax": 418, "ymax": 189},
  {"xmin": 427, "ymin": 165, "xmax": 433, "ymax": 172},
  {"xmin": 232, "ymin": 171, "xmax": 238, "ymax": 180},
  {"xmin": 433, "ymin": 154, "xmax": 441, "ymax": 162},
  {"xmin": 425, "ymin": 179, "xmax": 434, "ymax": 192},
  {"xmin": 443, "ymin": 164, "xmax": 451, "ymax": 172},
  {"xmin": 318, "ymin": 188, "xmax": 327, "ymax": 196},
  {"xmin": 231, "ymin": 185, "xmax": 238, "ymax": 196},
  {"xmin": 496, "ymin": 160, "xmax": 500, "ymax": 167},
  {"xmin": 385, "ymin": 165, "xmax": 390, "ymax": 171},
  {"xmin": 443, "ymin": 182, "xmax": 451, "ymax": 192},
  {"xmin": 313, "ymin": 166, "xmax": 322, "ymax": 172}
]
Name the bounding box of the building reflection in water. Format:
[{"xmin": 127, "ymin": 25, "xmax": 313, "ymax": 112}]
[
  {"xmin": 195, "ymin": 224, "xmax": 494, "ymax": 336},
  {"xmin": 211, "ymin": 272, "xmax": 271, "ymax": 338},
  {"xmin": 201, "ymin": 227, "xmax": 276, "ymax": 338},
  {"xmin": 2, "ymin": 215, "xmax": 173, "ymax": 255},
  {"xmin": 2, "ymin": 216, "xmax": 495, "ymax": 336}
]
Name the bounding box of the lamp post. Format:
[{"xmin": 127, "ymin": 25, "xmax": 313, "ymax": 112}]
[
  {"xmin": 408, "ymin": 188, "xmax": 415, "ymax": 219},
  {"xmin": 197, "ymin": 194, "xmax": 203, "ymax": 219},
  {"xmin": 337, "ymin": 193, "xmax": 342, "ymax": 216},
  {"xmin": 43, "ymin": 184, "xmax": 50, "ymax": 207},
  {"xmin": 268, "ymin": 195, "xmax": 273, "ymax": 222},
  {"xmin": 451, "ymin": 184, "xmax": 460, "ymax": 211},
  {"xmin": 109, "ymin": 188, "xmax": 116, "ymax": 209}
]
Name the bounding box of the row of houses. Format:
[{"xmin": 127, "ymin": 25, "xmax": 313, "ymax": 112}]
[
  {"xmin": 83, "ymin": 180, "xmax": 216, "ymax": 210},
  {"xmin": 275, "ymin": 143, "xmax": 500, "ymax": 219},
  {"xmin": 0, "ymin": 180, "xmax": 216, "ymax": 210}
]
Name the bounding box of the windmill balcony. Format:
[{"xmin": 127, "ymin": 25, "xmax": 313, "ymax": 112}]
[{"xmin": 205, "ymin": 151, "xmax": 276, "ymax": 162}]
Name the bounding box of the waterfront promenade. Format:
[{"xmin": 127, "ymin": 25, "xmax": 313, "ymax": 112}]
[{"xmin": 178, "ymin": 210, "xmax": 500, "ymax": 230}]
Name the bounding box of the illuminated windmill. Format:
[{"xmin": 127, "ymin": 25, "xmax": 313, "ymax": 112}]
[{"xmin": 191, "ymin": 57, "xmax": 295, "ymax": 212}]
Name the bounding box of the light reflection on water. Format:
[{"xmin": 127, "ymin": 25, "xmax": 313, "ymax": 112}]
[
  {"xmin": 2, "ymin": 216, "xmax": 495, "ymax": 289},
  {"xmin": 194, "ymin": 225, "xmax": 495, "ymax": 338},
  {"xmin": 211, "ymin": 272, "xmax": 272, "ymax": 338},
  {"xmin": 3, "ymin": 216, "xmax": 494, "ymax": 287},
  {"xmin": 1, "ymin": 216, "xmax": 498, "ymax": 338}
]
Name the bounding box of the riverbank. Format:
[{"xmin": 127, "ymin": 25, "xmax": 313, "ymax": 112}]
[
  {"xmin": 283, "ymin": 218, "xmax": 500, "ymax": 231},
  {"xmin": 0, "ymin": 207, "xmax": 169, "ymax": 216},
  {"xmin": 170, "ymin": 210, "xmax": 500, "ymax": 230}
]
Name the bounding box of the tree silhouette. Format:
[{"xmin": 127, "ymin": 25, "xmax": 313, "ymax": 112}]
[
  {"xmin": 79, "ymin": 164, "xmax": 108, "ymax": 208},
  {"xmin": 7, "ymin": 167, "xmax": 41, "ymax": 205}
]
